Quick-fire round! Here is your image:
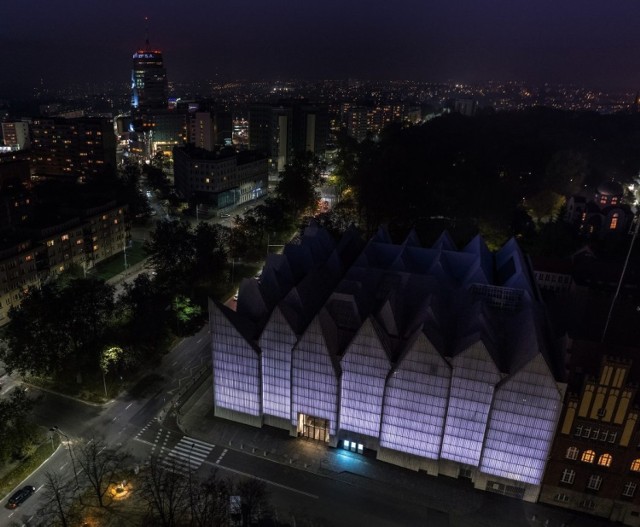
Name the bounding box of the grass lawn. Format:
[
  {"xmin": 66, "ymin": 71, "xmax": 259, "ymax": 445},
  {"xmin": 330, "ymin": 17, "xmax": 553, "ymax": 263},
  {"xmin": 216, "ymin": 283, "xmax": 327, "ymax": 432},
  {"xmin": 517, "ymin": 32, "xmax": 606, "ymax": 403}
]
[
  {"xmin": 93, "ymin": 241, "xmax": 147, "ymax": 281},
  {"xmin": 0, "ymin": 433, "xmax": 60, "ymax": 498}
]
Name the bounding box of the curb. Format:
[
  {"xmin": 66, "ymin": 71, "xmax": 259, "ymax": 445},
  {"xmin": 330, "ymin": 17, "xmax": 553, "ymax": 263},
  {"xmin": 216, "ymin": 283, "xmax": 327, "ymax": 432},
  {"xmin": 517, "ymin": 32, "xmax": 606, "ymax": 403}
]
[
  {"xmin": 0, "ymin": 444, "xmax": 62, "ymax": 506},
  {"xmin": 23, "ymin": 383, "xmax": 113, "ymax": 407}
]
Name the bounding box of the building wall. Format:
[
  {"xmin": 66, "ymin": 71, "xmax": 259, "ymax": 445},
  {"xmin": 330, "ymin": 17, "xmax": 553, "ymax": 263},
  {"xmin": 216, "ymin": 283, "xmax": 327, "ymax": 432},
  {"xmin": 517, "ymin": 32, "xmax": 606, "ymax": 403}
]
[
  {"xmin": 291, "ymin": 316, "xmax": 340, "ymax": 437},
  {"xmin": 440, "ymin": 341, "xmax": 501, "ymax": 466},
  {"xmin": 173, "ymin": 146, "xmax": 267, "ymax": 206},
  {"xmin": 0, "ymin": 202, "xmax": 129, "ymax": 326},
  {"xmin": 338, "ymin": 318, "xmax": 390, "ymax": 444},
  {"xmin": 480, "ymin": 354, "xmax": 562, "ymax": 487},
  {"xmin": 379, "ymin": 333, "xmax": 450, "ymax": 460},
  {"xmin": 210, "ymin": 227, "xmax": 563, "ymax": 502},
  {"xmin": 541, "ymin": 356, "xmax": 640, "ymax": 524},
  {"xmin": 210, "ymin": 301, "xmax": 262, "ymax": 423},
  {"xmin": 258, "ymin": 307, "xmax": 297, "ymax": 422},
  {"xmin": 30, "ymin": 118, "xmax": 116, "ymax": 180}
]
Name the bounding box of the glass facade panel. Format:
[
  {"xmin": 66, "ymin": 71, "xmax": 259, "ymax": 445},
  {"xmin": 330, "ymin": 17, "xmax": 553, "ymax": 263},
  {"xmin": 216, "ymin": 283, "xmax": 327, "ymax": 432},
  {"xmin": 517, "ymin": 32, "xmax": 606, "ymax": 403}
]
[
  {"xmin": 380, "ymin": 334, "xmax": 450, "ymax": 459},
  {"xmin": 259, "ymin": 308, "xmax": 296, "ymax": 420},
  {"xmin": 211, "ymin": 305, "xmax": 261, "ymax": 416},
  {"xmin": 480, "ymin": 355, "xmax": 562, "ymax": 484},
  {"xmin": 441, "ymin": 342, "xmax": 501, "ymax": 466},
  {"xmin": 339, "ymin": 319, "xmax": 390, "ymax": 437},
  {"xmin": 291, "ymin": 317, "xmax": 339, "ymax": 435}
]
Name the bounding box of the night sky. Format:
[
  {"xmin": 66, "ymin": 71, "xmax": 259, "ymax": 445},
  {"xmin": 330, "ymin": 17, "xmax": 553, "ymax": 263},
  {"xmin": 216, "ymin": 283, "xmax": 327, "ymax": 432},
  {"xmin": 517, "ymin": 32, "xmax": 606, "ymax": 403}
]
[{"xmin": 1, "ymin": 0, "xmax": 639, "ymax": 95}]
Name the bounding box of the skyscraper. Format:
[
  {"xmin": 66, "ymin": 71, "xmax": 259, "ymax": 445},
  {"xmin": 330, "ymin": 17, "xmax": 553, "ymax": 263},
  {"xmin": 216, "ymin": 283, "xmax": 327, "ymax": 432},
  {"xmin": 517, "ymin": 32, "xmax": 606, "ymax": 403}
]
[{"xmin": 131, "ymin": 30, "xmax": 168, "ymax": 112}]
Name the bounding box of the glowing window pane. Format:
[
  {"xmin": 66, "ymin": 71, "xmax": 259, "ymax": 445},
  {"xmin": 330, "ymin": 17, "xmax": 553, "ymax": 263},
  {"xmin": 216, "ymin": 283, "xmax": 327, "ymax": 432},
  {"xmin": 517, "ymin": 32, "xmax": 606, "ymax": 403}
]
[{"xmin": 598, "ymin": 453, "xmax": 612, "ymax": 467}]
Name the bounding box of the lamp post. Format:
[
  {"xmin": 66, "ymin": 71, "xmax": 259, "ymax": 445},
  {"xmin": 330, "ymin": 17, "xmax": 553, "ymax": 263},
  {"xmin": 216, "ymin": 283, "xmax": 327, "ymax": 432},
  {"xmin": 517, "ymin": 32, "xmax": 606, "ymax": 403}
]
[
  {"xmin": 50, "ymin": 426, "xmax": 79, "ymax": 488},
  {"xmin": 602, "ymin": 195, "xmax": 640, "ymax": 342}
]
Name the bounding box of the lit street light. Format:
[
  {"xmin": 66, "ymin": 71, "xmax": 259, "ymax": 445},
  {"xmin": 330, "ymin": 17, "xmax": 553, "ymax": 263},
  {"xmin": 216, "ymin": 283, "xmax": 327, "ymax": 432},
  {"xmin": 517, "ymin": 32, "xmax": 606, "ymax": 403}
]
[{"xmin": 50, "ymin": 426, "xmax": 80, "ymax": 488}]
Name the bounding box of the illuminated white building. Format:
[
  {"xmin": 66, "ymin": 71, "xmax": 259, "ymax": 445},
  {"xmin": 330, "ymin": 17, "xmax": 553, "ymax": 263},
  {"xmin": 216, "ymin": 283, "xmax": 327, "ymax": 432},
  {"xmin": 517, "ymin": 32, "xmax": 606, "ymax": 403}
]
[{"xmin": 210, "ymin": 223, "xmax": 565, "ymax": 502}]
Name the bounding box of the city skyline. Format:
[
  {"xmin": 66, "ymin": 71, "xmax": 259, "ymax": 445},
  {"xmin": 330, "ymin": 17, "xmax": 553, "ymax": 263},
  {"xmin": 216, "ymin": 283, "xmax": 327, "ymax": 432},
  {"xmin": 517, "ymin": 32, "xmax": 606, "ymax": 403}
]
[{"xmin": 2, "ymin": 0, "xmax": 639, "ymax": 97}]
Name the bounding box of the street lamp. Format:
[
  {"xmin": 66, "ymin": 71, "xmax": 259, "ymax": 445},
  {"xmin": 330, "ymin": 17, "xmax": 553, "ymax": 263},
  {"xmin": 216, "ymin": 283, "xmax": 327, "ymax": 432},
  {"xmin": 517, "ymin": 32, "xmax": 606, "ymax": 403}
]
[{"xmin": 50, "ymin": 426, "xmax": 79, "ymax": 488}]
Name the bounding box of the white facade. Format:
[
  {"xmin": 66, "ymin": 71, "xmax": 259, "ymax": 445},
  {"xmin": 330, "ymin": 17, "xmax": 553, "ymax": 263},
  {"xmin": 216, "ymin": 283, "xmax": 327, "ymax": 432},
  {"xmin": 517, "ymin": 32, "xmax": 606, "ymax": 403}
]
[{"xmin": 210, "ymin": 223, "xmax": 564, "ymax": 501}]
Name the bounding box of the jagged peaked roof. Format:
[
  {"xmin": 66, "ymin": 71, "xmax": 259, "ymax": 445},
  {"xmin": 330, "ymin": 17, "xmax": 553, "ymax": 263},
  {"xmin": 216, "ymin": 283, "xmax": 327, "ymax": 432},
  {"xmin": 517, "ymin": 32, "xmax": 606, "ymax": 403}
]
[
  {"xmin": 223, "ymin": 223, "xmax": 560, "ymax": 379},
  {"xmin": 463, "ymin": 234, "xmax": 494, "ymax": 283}
]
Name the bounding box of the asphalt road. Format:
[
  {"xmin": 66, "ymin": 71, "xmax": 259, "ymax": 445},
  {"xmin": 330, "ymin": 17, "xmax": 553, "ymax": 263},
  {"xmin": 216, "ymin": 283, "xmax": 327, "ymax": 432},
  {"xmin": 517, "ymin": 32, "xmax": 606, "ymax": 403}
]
[
  {"xmin": 0, "ymin": 316, "xmax": 439, "ymax": 527},
  {"xmin": 0, "ymin": 323, "xmax": 211, "ymax": 527}
]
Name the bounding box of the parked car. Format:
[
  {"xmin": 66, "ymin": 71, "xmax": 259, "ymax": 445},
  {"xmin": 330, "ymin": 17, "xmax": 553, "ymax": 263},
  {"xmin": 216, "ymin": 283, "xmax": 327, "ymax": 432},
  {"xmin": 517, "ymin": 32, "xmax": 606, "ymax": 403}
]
[{"xmin": 6, "ymin": 486, "xmax": 36, "ymax": 509}]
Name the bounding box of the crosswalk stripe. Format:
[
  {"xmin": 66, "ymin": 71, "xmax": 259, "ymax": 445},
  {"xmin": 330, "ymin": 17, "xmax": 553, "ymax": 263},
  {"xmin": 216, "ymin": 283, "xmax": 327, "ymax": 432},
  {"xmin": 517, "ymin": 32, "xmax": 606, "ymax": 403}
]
[
  {"xmin": 173, "ymin": 444, "xmax": 212, "ymax": 456},
  {"xmin": 158, "ymin": 435, "xmax": 215, "ymax": 476},
  {"xmin": 181, "ymin": 436, "xmax": 215, "ymax": 449}
]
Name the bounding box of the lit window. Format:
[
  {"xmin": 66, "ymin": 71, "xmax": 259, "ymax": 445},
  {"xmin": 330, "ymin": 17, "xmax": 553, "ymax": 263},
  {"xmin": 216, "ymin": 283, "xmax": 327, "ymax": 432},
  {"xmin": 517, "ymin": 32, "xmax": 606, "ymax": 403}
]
[
  {"xmin": 61, "ymin": 234, "xmax": 69, "ymax": 241},
  {"xmin": 623, "ymin": 482, "xmax": 637, "ymax": 498},
  {"xmin": 581, "ymin": 450, "xmax": 595, "ymax": 463},
  {"xmin": 47, "ymin": 240, "xmax": 54, "ymax": 247},
  {"xmin": 587, "ymin": 474, "xmax": 602, "ymax": 490},
  {"xmin": 630, "ymin": 459, "xmax": 640, "ymax": 472},
  {"xmin": 610, "ymin": 213, "xmax": 619, "ymax": 230},
  {"xmin": 612, "ymin": 197, "xmax": 618, "ymax": 205},
  {"xmin": 561, "ymin": 469, "xmax": 575, "ymax": 484},
  {"xmin": 93, "ymin": 244, "xmax": 98, "ymax": 251},
  {"xmin": 598, "ymin": 453, "xmax": 612, "ymax": 467},
  {"xmin": 566, "ymin": 447, "xmax": 579, "ymax": 460}
]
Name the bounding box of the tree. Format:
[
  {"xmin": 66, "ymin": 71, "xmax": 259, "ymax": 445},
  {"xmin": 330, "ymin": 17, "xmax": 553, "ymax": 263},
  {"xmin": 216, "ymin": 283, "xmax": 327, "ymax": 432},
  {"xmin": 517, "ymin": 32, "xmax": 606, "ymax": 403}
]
[
  {"xmin": 1, "ymin": 278, "xmax": 115, "ymax": 378},
  {"xmin": 544, "ymin": 149, "xmax": 588, "ymax": 196},
  {"xmin": 117, "ymin": 273, "xmax": 171, "ymax": 357},
  {"xmin": 57, "ymin": 278, "xmax": 116, "ymax": 375},
  {"xmin": 192, "ymin": 222, "xmax": 229, "ymax": 284},
  {"xmin": 191, "ymin": 471, "xmax": 232, "ymax": 527},
  {"xmin": 1, "ymin": 284, "xmax": 69, "ymax": 376},
  {"xmin": 171, "ymin": 295, "xmax": 202, "ymax": 336},
  {"xmin": 144, "ymin": 219, "xmax": 195, "ymax": 292},
  {"xmin": 235, "ymin": 478, "xmax": 270, "ymax": 527},
  {"xmin": 139, "ymin": 456, "xmax": 190, "ymax": 527},
  {"xmin": 74, "ymin": 436, "xmax": 130, "ymax": 507},
  {"xmin": 275, "ymin": 152, "xmax": 324, "ymax": 219},
  {"xmin": 37, "ymin": 471, "xmax": 80, "ymax": 527},
  {"xmin": 526, "ymin": 190, "xmax": 566, "ymax": 224},
  {"xmin": 0, "ymin": 388, "xmax": 38, "ymax": 462}
]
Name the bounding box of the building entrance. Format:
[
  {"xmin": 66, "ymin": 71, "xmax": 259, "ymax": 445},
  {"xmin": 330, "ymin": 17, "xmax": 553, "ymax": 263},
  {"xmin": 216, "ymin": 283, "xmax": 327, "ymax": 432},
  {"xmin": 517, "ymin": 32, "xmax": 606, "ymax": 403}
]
[{"xmin": 297, "ymin": 414, "xmax": 330, "ymax": 443}]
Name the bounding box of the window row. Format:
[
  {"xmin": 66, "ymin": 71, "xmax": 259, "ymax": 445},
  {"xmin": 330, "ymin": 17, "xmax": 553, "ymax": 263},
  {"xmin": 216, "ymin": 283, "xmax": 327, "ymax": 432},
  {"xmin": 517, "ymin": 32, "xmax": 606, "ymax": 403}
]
[
  {"xmin": 566, "ymin": 447, "xmax": 612, "ymax": 467},
  {"xmin": 574, "ymin": 425, "xmax": 617, "ymax": 444},
  {"xmin": 560, "ymin": 470, "xmax": 636, "ymax": 497}
]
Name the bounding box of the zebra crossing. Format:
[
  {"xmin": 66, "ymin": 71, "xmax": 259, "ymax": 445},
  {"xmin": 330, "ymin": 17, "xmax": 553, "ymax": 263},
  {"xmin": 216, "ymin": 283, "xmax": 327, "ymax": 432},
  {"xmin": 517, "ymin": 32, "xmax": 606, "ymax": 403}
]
[{"xmin": 161, "ymin": 436, "xmax": 215, "ymax": 475}]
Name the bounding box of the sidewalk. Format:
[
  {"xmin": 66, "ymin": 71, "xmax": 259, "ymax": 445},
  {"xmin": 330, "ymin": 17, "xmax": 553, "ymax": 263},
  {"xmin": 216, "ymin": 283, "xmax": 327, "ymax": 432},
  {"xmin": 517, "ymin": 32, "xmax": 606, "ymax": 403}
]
[{"xmin": 169, "ymin": 376, "xmax": 615, "ymax": 527}]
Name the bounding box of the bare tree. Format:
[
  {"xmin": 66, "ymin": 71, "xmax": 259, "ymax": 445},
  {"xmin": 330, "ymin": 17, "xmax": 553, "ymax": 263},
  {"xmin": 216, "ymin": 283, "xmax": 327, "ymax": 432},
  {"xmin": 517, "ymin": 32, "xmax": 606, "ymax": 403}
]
[
  {"xmin": 138, "ymin": 455, "xmax": 190, "ymax": 527},
  {"xmin": 38, "ymin": 470, "xmax": 80, "ymax": 527},
  {"xmin": 236, "ymin": 478, "xmax": 270, "ymax": 527},
  {"xmin": 190, "ymin": 470, "xmax": 232, "ymax": 527},
  {"xmin": 74, "ymin": 436, "xmax": 130, "ymax": 507}
]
